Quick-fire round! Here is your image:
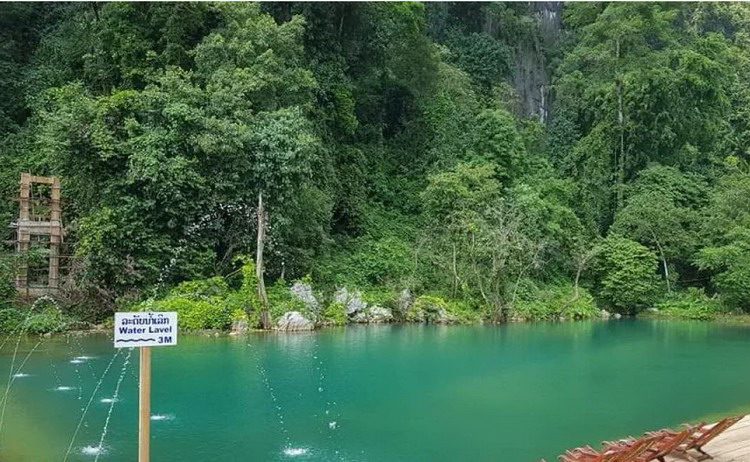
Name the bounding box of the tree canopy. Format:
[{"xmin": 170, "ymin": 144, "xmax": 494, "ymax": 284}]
[{"xmin": 2, "ymin": 2, "xmax": 750, "ymax": 319}]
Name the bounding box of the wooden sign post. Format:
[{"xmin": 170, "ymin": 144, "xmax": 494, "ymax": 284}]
[
  {"xmin": 114, "ymin": 312, "xmax": 178, "ymax": 462},
  {"xmin": 139, "ymin": 347, "xmax": 151, "ymax": 462}
]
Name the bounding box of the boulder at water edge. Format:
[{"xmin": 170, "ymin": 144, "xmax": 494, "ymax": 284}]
[
  {"xmin": 368, "ymin": 306, "xmax": 393, "ymax": 323},
  {"xmin": 434, "ymin": 308, "xmax": 458, "ymax": 324},
  {"xmin": 276, "ymin": 311, "xmax": 314, "ymax": 331},
  {"xmin": 231, "ymin": 319, "xmax": 249, "ymax": 334},
  {"xmin": 290, "ymin": 282, "xmax": 320, "ymax": 313},
  {"xmin": 334, "ymin": 287, "xmax": 367, "ymax": 316},
  {"xmin": 408, "ymin": 296, "xmax": 458, "ymax": 324},
  {"xmin": 397, "ymin": 289, "xmax": 413, "ymax": 314},
  {"xmin": 351, "ymin": 305, "xmax": 394, "ymax": 323},
  {"xmin": 351, "ymin": 310, "xmax": 369, "ymax": 323}
]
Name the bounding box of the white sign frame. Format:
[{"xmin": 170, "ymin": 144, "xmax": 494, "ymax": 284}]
[{"xmin": 114, "ymin": 312, "xmax": 178, "ymax": 348}]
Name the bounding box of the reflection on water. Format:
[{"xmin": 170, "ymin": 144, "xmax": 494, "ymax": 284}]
[{"xmin": 1, "ymin": 321, "xmax": 750, "ymax": 461}]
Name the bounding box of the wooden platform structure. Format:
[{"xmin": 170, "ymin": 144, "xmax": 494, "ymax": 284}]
[
  {"xmin": 665, "ymin": 415, "xmax": 750, "ymax": 462},
  {"xmin": 12, "ymin": 173, "xmax": 63, "ymax": 297}
]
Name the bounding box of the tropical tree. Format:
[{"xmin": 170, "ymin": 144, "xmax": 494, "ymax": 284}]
[
  {"xmin": 555, "ymin": 3, "xmax": 733, "ymax": 227},
  {"xmin": 592, "ymin": 235, "xmax": 660, "ymax": 314},
  {"xmin": 696, "ymin": 160, "xmax": 750, "ymax": 310},
  {"xmin": 612, "ymin": 165, "xmax": 707, "ymax": 290}
]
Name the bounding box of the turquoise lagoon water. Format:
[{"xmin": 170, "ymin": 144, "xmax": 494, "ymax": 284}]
[{"xmin": 1, "ymin": 320, "xmax": 750, "ymax": 461}]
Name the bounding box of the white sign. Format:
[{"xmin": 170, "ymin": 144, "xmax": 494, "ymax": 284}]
[{"xmin": 114, "ymin": 312, "xmax": 178, "ymax": 348}]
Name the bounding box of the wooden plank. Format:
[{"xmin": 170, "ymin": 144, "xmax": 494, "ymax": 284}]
[
  {"xmin": 665, "ymin": 416, "xmax": 750, "ymax": 462},
  {"xmin": 28, "ymin": 175, "xmax": 55, "ymax": 184}
]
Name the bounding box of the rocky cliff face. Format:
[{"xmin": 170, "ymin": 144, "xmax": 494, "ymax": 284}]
[
  {"xmin": 512, "ymin": 2, "xmax": 562, "ymax": 124},
  {"xmin": 427, "ymin": 2, "xmax": 564, "ymax": 123}
]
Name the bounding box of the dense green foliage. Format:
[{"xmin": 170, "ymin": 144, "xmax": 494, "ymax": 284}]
[
  {"xmin": 514, "ymin": 283, "xmax": 599, "ymax": 322},
  {"xmin": 652, "ymin": 288, "xmax": 725, "ymax": 321},
  {"xmin": 0, "ymin": 296, "xmax": 71, "ymax": 334},
  {"xmin": 591, "ymin": 236, "xmax": 660, "ymax": 314},
  {"xmin": 2, "ymin": 3, "xmax": 750, "ymax": 327}
]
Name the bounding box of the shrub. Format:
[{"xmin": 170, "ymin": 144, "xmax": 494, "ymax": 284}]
[
  {"xmin": 361, "ymin": 288, "xmax": 398, "ymax": 310},
  {"xmin": 410, "ymin": 295, "xmax": 446, "ymax": 322},
  {"xmin": 410, "ymin": 295, "xmax": 481, "ymax": 323},
  {"xmin": 25, "ymin": 307, "xmax": 68, "ymax": 334},
  {"xmin": 444, "ymin": 299, "xmax": 482, "ymax": 324},
  {"xmin": 322, "ymin": 302, "xmax": 347, "ymax": 325},
  {"xmin": 224, "ymin": 291, "xmax": 257, "ymax": 327},
  {"xmin": 143, "ymin": 296, "xmax": 233, "ymax": 330},
  {"xmin": 0, "ymin": 298, "xmax": 69, "ymax": 335},
  {"xmin": 653, "ymin": 289, "xmax": 725, "ymax": 321},
  {"xmin": 0, "ymin": 308, "xmax": 23, "ymax": 333},
  {"xmin": 14, "ymin": 296, "xmax": 70, "ymax": 334},
  {"xmin": 512, "ymin": 299, "xmax": 549, "ymax": 321},
  {"xmin": 231, "ymin": 308, "xmax": 248, "ymax": 323},
  {"xmin": 170, "ymin": 277, "xmax": 230, "ymax": 300},
  {"xmin": 143, "ymin": 258, "xmax": 264, "ymax": 330},
  {"xmin": 513, "ymin": 283, "xmax": 599, "ymax": 321},
  {"xmin": 0, "ymin": 253, "xmax": 17, "ymax": 310}
]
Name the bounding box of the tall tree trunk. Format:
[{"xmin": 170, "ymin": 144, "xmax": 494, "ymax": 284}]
[
  {"xmin": 451, "ymin": 242, "xmax": 458, "ymax": 298},
  {"xmin": 571, "ymin": 246, "xmax": 599, "ymax": 303},
  {"xmin": 91, "ymin": 3, "xmax": 100, "ymax": 21},
  {"xmin": 617, "ymin": 82, "xmax": 625, "ymax": 209},
  {"xmin": 256, "ymin": 191, "xmax": 271, "ymax": 329},
  {"xmin": 574, "ymin": 264, "xmax": 583, "ymax": 300},
  {"xmin": 616, "ymin": 38, "xmax": 625, "ymax": 210},
  {"xmin": 651, "ymin": 231, "xmax": 671, "ymax": 293}
]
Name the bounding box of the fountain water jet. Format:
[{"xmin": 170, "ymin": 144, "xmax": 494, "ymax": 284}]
[
  {"xmin": 0, "ymin": 327, "xmax": 25, "ymax": 434},
  {"xmin": 0, "ymin": 338, "xmax": 42, "ymax": 435},
  {"xmin": 252, "ymin": 344, "xmax": 293, "ymax": 449},
  {"xmin": 62, "ymin": 349, "xmax": 121, "ymax": 462},
  {"xmin": 2, "ymin": 340, "xmax": 42, "ymax": 393},
  {"xmin": 92, "ymin": 349, "xmax": 132, "ymax": 462},
  {"xmin": 310, "ymin": 335, "xmax": 345, "ymax": 461}
]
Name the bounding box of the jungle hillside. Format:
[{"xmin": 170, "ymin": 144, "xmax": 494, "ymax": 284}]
[{"xmin": 2, "ymin": 2, "xmax": 750, "ymax": 331}]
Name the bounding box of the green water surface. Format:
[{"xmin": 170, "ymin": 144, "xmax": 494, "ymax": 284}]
[{"xmin": 1, "ymin": 320, "xmax": 749, "ymax": 461}]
